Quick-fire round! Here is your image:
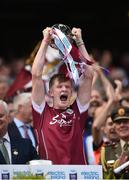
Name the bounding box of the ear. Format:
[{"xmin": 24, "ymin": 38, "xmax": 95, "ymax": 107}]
[
  {"xmin": 6, "ymin": 114, "xmax": 11, "ymax": 124},
  {"xmin": 17, "ymin": 104, "xmax": 23, "ymax": 112},
  {"xmin": 48, "ymin": 89, "xmax": 54, "ymax": 97},
  {"xmin": 101, "ymin": 126, "xmax": 106, "ymax": 135}
]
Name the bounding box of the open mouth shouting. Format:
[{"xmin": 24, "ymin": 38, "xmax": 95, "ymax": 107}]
[{"xmin": 60, "ymin": 93, "xmax": 68, "ymax": 102}]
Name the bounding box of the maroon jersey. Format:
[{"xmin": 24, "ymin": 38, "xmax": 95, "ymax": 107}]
[{"xmin": 32, "ymin": 100, "xmax": 88, "ymax": 164}]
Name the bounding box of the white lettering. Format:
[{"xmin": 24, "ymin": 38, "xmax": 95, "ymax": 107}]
[{"xmin": 49, "ymin": 113, "xmax": 73, "ymax": 127}]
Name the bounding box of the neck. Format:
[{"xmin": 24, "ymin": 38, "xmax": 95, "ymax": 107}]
[
  {"xmin": 15, "ymin": 114, "xmax": 24, "ymax": 122},
  {"xmin": 53, "ymin": 106, "xmax": 67, "ymax": 110}
]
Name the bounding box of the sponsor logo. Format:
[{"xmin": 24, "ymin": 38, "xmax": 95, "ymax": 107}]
[
  {"xmin": 81, "ymin": 171, "xmax": 100, "ymax": 179},
  {"xmin": 48, "ymin": 171, "xmax": 65, "ymax": 179},
  {"xmin": 50, "ymin": 113, "xmax": 73, "ymax": 127}
]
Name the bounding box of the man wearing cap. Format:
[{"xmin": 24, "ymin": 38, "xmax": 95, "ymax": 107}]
[
  {"xmin": 31, "ymin": 24, "xmax": 94, "ymax": 164},
  {"xmin": 102, "ymin": 106, "xmax": 129, "ymax": 179}
]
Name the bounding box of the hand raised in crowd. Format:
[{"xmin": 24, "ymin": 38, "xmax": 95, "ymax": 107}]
[
  {"xmin": 114, "ymin": 79, "xmax": 122, "ymax": 102},
  {"xmin": 106, "ymin": 84, "xmax": 115, "ymax": 103}
]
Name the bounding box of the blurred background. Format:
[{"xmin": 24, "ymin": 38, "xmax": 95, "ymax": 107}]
[
  {"xmin": 0, "ymin": 0, "xmax": 129, "ymax": 81},
  {"xmin": 0, "ymin": 1, "xmax": 129, "ymax": 57}
]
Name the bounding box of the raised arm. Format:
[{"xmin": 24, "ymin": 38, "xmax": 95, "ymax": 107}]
[
  {"xmin": 72, "ymin": 27, "xmax": 92, "ymax": 62},
  {"xmin": 31, "ymin": 27, "xmax": 52, "ymax": 105},
  {"xmin": 72, "ymin": 27, "xmax": 94, "ymax": 105},
  {"xmin": 92, "ymin": 68, "xmax": 115, "ymax": 146},
  {"xmin": 92, "ymin": 86, "xmax": 115, "ymax": 146},
  {"xmin": 78, "ymin": 65, "xmax": 94, "ymax": 105}
]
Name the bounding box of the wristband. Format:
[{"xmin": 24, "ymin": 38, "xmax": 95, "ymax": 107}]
[
  {"xmin": 43, "ymin": 38, "xmax": 50, "ymax": 43},
  {"xmin": 76, "ymin": 40, "xmax": 84, "ymax": 47}
]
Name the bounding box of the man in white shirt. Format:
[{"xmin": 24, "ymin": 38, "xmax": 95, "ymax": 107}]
[{"xmin": 8, "ymin": 92, "xmax": 37, "ymax": 148}]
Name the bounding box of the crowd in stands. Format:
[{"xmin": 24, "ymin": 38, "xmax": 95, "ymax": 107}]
[{"xmin": 0, "ymin": 24, "xmax": 129, "ymax": 179}]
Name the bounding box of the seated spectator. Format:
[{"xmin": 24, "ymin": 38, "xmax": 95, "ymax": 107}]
[{"xmin": 0, "ymin": 100, "xmax": 39, "ymax": 164}]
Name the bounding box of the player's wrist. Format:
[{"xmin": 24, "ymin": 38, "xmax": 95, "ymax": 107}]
[
  {"xmin": 43, "ymin": 38, "xmax": 50, "ymax": 44},
  {"xmin": 76, "ymin": 39, "xmax": 84, "ymax": 47}
]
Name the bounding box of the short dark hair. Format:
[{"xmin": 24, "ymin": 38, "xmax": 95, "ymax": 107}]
[{"xmin": 49, "ymin": 73, "xmax": 71, "ymax": 89}]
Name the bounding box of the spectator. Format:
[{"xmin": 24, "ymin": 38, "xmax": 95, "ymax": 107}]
[
  {"xmin": 0, "ymin": 100, "xmax": 39, "ymax": 164},
  {"xmin": 8, "ymin": 93, "xmax": 37, "ymax": 148},
  {"xmin": 83, "ymin": 88, "xmax": 103, "ymax": 164},
  {"xmin": 84, "ymin": 64, "xmax": 116, "ymax": 165},
  {"xmin": 0, "ymin": 76, "xmax": 10, "ymax": 100},
  {"xmin": 7, "ymin": 99, "xmax": 15, "ymax": 121},
  {"xmin": 101, "ymin": 106, "xmax": 129, "ymax": 179}
]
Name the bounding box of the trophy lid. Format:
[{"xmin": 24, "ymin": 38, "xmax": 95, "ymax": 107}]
[{"xmin": 52, "ymin": 23, "xmax": 73, "ymax": 43}]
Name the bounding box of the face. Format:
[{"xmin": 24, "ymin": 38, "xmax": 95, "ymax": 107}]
[
  {"xmin": 8, "ymin": 102, "xmax": 15, "ymax": 121},
  {"xmin": 19, "ymin": 99, "xmax": 32, "ymax": 124},
  {"xmin": 90, "ymin": 90, "xmax": 103, "ymax": 104},
  {"xmin": 89, "ymin": 90, "xmax": 103, "ymax": 117},
  {"xmin": 0, "ymin": 104, "xmax": 9, "ymax": 138},
  {"xmin": 0, "ymin": 82, "xmax": 9, "ymax": 100},
  {"xmin": 49, "ymin": 79, "xmax": 72, "ymax": 109},
  {"xmin": 100, "ymin": 50, "xmax": 112, "ymax": 67},
  {"xmin": 103, "ymin": 117, "xmax": 119, "ymax": 141},
  {"xmin": 115, "ymin": 119, "xmax": 129, "ymax": 141}
]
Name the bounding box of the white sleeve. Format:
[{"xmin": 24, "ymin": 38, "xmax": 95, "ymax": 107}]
[
  {"xmin": 32, "ymin": 100, "xmax": 45, "ymax": 114},
  {"xmin": 76, "ymin": 98, "xmax": 89, "ymax": 114}
]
